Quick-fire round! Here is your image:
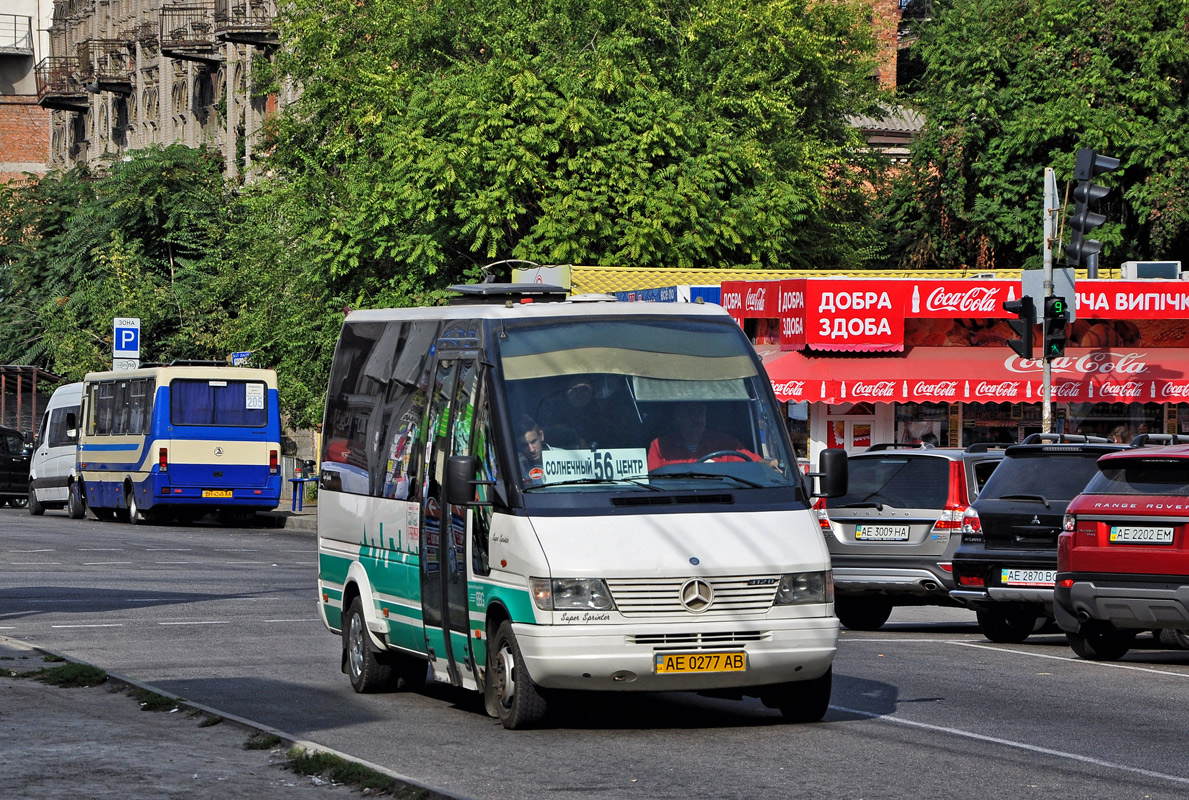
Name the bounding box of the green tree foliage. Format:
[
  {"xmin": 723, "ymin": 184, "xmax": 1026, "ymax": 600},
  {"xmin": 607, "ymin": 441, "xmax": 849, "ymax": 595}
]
[
  {"xmin": 881, "ymin": 0, "xmax": 1189, "ymax": 271},
  {"xmin": 0, "ymin": 145, "xmax": 232, "ymax": 380},
  {"xmin": 265, "ymin": 0, "xmax": 890, "ymax": 298}
]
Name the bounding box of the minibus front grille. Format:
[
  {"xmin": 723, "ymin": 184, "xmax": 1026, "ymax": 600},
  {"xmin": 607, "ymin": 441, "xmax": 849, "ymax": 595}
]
[
  {"xmin": 606, "ymin": 576, "xmax": 779, "ymax": 615},
  {"xmin": 611, "ymin": 494, "xmax": 734, "ymax": 507},
  {"xmin": 630, "ymin": 630, "xmax": 769, "ymax": 647}
]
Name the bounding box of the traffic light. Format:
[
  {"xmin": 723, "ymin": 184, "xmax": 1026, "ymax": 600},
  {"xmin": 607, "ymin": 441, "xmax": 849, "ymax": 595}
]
[
  {"xmin": 1003, "ymin": 296, "xmax": 1034, "ymax": 359},
  {"xmin": 1043, "ymin": 295, "xmax": 1069, "ymax": 359},
  {"xmin": 1065, "ymin": 147, "xmax": 1120, "ymax": 266}
]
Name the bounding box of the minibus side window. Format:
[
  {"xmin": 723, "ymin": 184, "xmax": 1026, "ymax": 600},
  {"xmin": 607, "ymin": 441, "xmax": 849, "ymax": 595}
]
[{"xmin": 470, "ymin": 380, "xmax": 496, "ymax": 577}]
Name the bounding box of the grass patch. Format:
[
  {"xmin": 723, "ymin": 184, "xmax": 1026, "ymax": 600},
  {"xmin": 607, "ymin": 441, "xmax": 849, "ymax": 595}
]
[
  {"xmin": 17, "ymin": 662, "xmax": 108, "ymax": 688},
  {"xmin": 41, "ymin": 653, "xmax": 66, "ymax": 663},
  {"xmin": 244, "ymin": 732, "xmax": 282, "ymax": 750},
  {"xmin": 286, "ymin": 748, "xmax": 406, "ymax": 795},
  {"xmin": 197, "ymin": 715, "xmax": 224, "ymax": 728},
  {"xmin": 126, "ymin": 686, "xmax": 178, "ymax": 711}
]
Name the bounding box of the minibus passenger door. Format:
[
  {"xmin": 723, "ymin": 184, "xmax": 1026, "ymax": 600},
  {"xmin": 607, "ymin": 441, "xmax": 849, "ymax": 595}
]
[{"xmin": 419, "ymin": 355, "xmax": 478, "ymax": 687}]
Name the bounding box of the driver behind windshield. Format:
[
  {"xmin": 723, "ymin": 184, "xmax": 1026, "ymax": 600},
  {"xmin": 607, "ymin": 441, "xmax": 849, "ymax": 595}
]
[{"xmin": 647, "ymin": 402, "xmax": 761, "ymax": 470}]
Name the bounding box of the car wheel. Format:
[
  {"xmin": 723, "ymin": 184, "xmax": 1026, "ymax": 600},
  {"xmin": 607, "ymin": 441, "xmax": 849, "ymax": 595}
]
[
  {"xmin": 1067, "ymin": 625, "xmax": 1136, "ymax": 661},
  {"xmin": 764, "ymin": 667, "xmax": 833, "ymax": 723},
  {"xmin": 1158, "ymin": 629, "xmax": 1189, "ymax": 650},
  {"xmin": 27, "ymin": 487, "xmax": 44, "ymax": 516},
  {"xmin": 343, "ymin": 598, "xmax": 393, "ymax": 692},
  {"xmin": 976, "ymin": 607, "xmax": 1038, "ymax": 643},
  {"xmin": 486, "ymin": 620, "xmax": 547, "ymax": 729},
  {"xmin": 9, "ymin": 496, "xmax": 28, "ymax": 509},
  {"xmin": 67, "ymin": 482, "xmax": 86, "ymax": 519},
  {"xmin": 835, "ymin": 596, "xmax": 893, "ymax": 631}
]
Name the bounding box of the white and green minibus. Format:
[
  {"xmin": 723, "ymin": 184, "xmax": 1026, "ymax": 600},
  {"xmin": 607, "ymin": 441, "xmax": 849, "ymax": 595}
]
[{"xmin": 317, "ymin": 284, "xmax": 847, "ymax": 729}]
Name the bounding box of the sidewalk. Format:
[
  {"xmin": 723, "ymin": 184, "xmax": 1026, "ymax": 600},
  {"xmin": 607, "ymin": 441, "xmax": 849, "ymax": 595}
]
[
  {"xmin": 0, "ymin": 636, "xmax": 458, "ymax": 799},
  {"xmin": 259, "ymin": 506, "xmax": 318, "ymax": 533}
]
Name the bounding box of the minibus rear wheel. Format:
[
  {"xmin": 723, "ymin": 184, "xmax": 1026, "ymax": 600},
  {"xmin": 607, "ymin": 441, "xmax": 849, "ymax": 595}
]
[
  {"xmin": 344, "ymin": 597, "xmax": 393, "ymax": 692},
  {"xmin": 487, "ymin": 621, "xmax": 547, "ymax": 730}
]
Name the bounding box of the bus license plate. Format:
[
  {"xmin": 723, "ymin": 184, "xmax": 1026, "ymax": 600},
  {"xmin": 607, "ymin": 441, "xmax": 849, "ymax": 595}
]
[
  {"xmin": 202, "ymin": 490, "xmax": 233, "ymax": 498},
  {"xmin": 856, "ymin": 524, "xmax": 909, "ymax": 541},
  {"xmin": 655, "ymin": 652, "xmax": 746, "ymax": 674},
  {"xmin": 1110, "ymin": 526, "xmax": 1174, "ymax": 544},
  {"xmin": 1000, "ymin": 568, "xmax": 1055, "ymax": 587}
]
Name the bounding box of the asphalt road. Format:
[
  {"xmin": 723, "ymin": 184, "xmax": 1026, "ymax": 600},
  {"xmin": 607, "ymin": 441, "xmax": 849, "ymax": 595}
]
[{"xmin": 4, "ymin": 507, "xmax": 1189, "ymax": 799}]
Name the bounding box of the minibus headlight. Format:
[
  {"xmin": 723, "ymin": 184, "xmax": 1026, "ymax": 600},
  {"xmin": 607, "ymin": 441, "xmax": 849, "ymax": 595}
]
[
  {"xmin": 774, "ymin": 571, "xmax": 833, "ymax": 605},
  {"xmin": 529, "ymin": 578, "xmax": 616, "ymax": 611}
]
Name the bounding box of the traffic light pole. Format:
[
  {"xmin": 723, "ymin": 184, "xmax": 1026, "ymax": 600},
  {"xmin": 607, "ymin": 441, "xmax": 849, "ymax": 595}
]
[{"xmin": 1042, "ymin": 168, "xmax": 1058, "ymax": 434}]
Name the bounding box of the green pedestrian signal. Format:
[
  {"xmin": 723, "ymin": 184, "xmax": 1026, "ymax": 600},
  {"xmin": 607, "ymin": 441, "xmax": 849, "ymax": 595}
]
[{"xmin": 1043, "ymin": 296, "xmax": 1069, "ymax": 359}]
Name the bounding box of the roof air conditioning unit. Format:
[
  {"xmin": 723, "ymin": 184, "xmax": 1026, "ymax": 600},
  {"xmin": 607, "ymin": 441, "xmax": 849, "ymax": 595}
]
[{"xmin": 1122, "ymin": 261, "xmax": 1182, "ymax": 279}]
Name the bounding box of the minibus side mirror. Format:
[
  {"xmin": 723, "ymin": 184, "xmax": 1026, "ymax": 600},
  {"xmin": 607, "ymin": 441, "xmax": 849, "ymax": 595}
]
[
  {"xmin": 446, "ymin": 455, "xmax": 496, "ymax": 506},
  {"xmin": 808, "ymin": 448, "xmax": 848, "ymax": 498}
]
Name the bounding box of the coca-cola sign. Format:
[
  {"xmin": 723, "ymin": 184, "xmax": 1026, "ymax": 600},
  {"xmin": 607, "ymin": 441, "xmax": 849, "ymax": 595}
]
[
  {"xmin": 770, "ymin": 380, "xmax": 806, "ymax": 398},
  {"xmin": 913, "ymin": 380, "xmax": 958, "ymax": 398},
  {"xmin": 975, "ymin": 381, "xmax": 1021, "ymax": 398},
  {"xmin": 1098, "ymin": 382, "xmax": 1145, "ymax": 398},
  {"xmin": 850, "ymin": 380, "xmax": 896, "ymax": 398},
  {"xmin": 925, "ymin": 286, "xmax": 1001, "ymax": 314},
  {"xmin": 745, "ymin": 287, "xmax": 767, "ymax": 312},
  {"xmin": 1005, "ymin": 351, "xmax": 1151, "ymax": 376}
]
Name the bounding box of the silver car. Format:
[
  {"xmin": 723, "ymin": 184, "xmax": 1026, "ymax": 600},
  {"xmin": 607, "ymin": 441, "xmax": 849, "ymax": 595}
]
[{"xmin": 820, "ymin": 444, "xmax": 1004, "ymax": 630}]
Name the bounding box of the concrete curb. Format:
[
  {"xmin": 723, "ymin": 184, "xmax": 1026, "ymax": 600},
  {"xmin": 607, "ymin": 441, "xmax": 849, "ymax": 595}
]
[{"xmin": 1, "ymin": 635, "xmax": 472, "ymax": 800}]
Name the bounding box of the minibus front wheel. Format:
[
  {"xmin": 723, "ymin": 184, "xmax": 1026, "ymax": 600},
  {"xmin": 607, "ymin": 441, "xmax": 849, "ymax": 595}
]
[{"xmin": 486, "ymin": 621, "xmax": 547, "ymax": 730}]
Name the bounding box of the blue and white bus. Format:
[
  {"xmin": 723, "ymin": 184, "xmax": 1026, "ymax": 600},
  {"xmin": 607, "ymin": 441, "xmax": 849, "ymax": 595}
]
[{"xmin": 77, "ymin": 363, "xmax": 283, "ymax": 524}]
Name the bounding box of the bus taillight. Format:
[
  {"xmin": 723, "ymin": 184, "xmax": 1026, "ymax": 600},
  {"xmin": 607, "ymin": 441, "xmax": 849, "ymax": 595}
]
[
  {"xmin": 158, "ymin": 447, "xmax": 168, "ymax": 472},
  {"xmin": 269, "ymin": 449, "xmax": 279, "ymax": 475}
]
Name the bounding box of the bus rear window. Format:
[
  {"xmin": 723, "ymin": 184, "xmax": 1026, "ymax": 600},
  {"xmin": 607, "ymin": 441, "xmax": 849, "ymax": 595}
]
[{"xmin": 171, "ymin": 379, "xmax": 269, "ymax": 427}]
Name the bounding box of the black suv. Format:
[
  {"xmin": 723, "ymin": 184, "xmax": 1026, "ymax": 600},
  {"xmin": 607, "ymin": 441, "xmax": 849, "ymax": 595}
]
[
  {"xmin": 821, "ymin": 443, "xmax": 1005, "ymax": 630},
  {"xmin": 0, "ymin": 424, "xmax": 31, "ymax": 508},
  {"xmin": 950, "ymin": 434, "xmax": 1129, "ymax": 643}
]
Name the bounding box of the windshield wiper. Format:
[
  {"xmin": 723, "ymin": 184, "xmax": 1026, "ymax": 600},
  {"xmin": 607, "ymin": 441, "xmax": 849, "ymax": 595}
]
[
  {"xmin": 835, "ymin": 501, "xmax": 886, "ymax": 510},
  {"xmin": 524, "ymin": 477, "xmax": 661, "ymax": 492},
  {"xmin": 996, "ymin": 493, "xmax": 1051, "ymax": 507},
  {"xmin": 650, "ymin": 471, "xmax": 766, "ymax": 489}
]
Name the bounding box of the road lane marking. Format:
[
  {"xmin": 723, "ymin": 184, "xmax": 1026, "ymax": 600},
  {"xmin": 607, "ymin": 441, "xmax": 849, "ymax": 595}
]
[
  {"xmin": 157, "ymin": 620, "xmax": 229, "ymax": 625},
  {"xmin": 263, "ymin": 618, "xmax": 320, "ymax": 623},
  {"xmin": 51, "ymin": 623, "xmax": 123, "ymax": 629},
  {"xmin": 951, "ymin": 640, "xmax": 1189, "ymax": 679},
  {"xmin": 832, "ymin": 704, "xmax": 1189, "ymax": 787},
  {"xmin": 9, "ymin": 549, "xmax": 55, "ymax": 553},
  {"xmin": 146, "ymin": 548, "xmax": 192, "ymax": 551},
  {"xmin": 78, "ymin": 548, "xmax": 124, "ymax": 551},
  {"xmin": 83, "ymin": 562, "xmax": 134, "ymax": 566},
  {"xmin": 9, "ymin": 562, "xmax": 61, "ymax": 566}
]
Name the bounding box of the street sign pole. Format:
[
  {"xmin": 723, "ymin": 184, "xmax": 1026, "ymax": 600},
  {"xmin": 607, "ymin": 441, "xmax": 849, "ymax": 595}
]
[{"xmin": 1042, "ymin": 168, "xmax": 1057, "ymax": 434}]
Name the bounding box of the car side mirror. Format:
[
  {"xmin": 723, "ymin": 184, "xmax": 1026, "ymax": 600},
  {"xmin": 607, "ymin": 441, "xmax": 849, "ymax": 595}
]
[{"xmin": 808, "ymin": 448, "xmax": 848, "ymax": 498}]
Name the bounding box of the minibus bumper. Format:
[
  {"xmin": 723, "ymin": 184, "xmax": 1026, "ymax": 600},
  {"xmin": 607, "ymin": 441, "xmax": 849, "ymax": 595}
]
[{"xmin": 511, "ymin": 616, "xmax": 839, "ymax": 692}]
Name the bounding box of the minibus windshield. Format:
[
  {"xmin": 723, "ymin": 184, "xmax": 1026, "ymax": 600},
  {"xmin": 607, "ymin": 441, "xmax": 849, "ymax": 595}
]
[{"xmin": 497, "ymin": 318, "xmax": 800, "ymax": 492}]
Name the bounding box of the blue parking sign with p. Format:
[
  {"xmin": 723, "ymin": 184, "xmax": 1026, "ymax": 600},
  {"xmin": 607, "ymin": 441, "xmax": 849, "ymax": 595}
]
[{"xmin": 113, "ymin": 317, "xmax": 141, "ymax": 358}]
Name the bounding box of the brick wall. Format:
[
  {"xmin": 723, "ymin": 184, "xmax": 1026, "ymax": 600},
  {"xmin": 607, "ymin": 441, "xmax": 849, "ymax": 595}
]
[
  {"xmin": 0, "ymin": 97, "xmax": 50, "ymax": 183},
  {"xmin": 869, "ymin": 0, "xmax": 903, "ymax": 89}
]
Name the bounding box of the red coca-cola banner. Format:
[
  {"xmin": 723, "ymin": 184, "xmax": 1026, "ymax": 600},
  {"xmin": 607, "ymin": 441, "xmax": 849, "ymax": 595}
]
[{"xmin": 762, "ymin": 347, "xmax": 1189, "ymax": 404}]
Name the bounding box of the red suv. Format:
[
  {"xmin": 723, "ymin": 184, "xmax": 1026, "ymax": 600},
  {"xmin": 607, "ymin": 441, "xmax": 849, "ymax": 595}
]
[{"xmin": 1056, "ymin": 435, "xmax": 1189, "ymax": 660}]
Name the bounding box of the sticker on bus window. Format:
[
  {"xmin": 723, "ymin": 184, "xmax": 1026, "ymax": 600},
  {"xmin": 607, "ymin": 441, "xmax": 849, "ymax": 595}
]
[{"xmin": 245, "ymin": 383, "xmax": 264, "ymax": 410}]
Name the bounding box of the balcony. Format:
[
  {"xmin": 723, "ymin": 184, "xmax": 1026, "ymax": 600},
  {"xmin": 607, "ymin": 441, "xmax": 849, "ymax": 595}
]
[
  {"xmin": 160, "ymin": 2, "xmax": 222, "ymax": 63},
  {"xmin": 214, "ymin": 0, "xmax": 278, "ymax": 48},
  {"xmin": 80, "ymin": 39, "xmax": 134, "ymax": 95},
  {"xmin": 0, "ymin": 14, "xmax": 34, "ymax": 56},
  {"xmin": 36, "ymin": 56, "xmax": 89, "ymax": 111}
]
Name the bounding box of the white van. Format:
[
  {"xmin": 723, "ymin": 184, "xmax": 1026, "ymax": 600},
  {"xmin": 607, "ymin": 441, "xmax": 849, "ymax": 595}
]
[
  {"xmin": 29, "ymin": 382, "xmax": 84, "ymax": 517},
  {"xmin": 316, "ymin": 284, "xmax": 848, "ymax": 729}
]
